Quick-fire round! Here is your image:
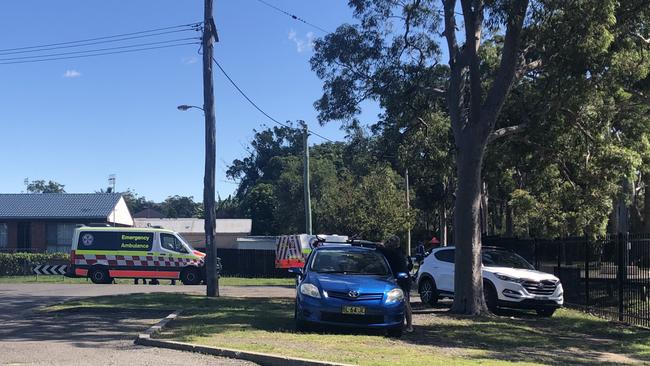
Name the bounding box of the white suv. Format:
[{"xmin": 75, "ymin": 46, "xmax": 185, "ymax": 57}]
[{"xmin": 417, "ymin": 246, "xmax": 564, "ymax": 316}]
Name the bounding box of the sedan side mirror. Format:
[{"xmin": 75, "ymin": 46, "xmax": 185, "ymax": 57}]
[
  {"xmin": 288, "ymin": 267, "xmax": 303, "ymax": 275},
  {"xmin": 396, "ymin": 272, "xmax": 409, "ymax": 280}
]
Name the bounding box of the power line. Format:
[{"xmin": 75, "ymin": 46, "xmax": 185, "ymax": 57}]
[
  {"xmin": 0, "ymin": 22, "xmax": 201, "ymax": 53},
  {"xmin": 212, "ymin": 56, "xmax": 335, "ymax": 143},
  {"xmin": 0, "ymin": 37, "xmax": 199, "ymax": 61},
  {"xmin": 252, "ymin": 0, "xmax": 331, "ymax": 34},
  {"xmin": 0, "ymin": 29, "xmax": 199, "ymax": 56},
  {"xmin": 0, "ymin": 42, "xmax": 199, "ymax": 65}
]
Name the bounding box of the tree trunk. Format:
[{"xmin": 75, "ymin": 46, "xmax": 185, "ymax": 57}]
[
  {"xmin": 450, "ymin": 137, "xmax": 489, "ymax": 315},
  {"xmin": 480, "ymin": 181, "xmax": 489, "ymax": 235}
]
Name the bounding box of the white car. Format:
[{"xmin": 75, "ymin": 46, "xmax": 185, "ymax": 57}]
[{"xmin": 417, "ymin": 246, "xmax": 564, "ymax": 316}]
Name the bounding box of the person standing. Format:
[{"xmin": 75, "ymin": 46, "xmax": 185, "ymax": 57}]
[{"xmin": 377, "ymin": 235, "xmax": 414, "ymax": 333}]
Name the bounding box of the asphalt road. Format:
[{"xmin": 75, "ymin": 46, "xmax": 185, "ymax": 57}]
[{"xmin": 0, "ymin": 283, "xmax": 293, "ymax": 366}]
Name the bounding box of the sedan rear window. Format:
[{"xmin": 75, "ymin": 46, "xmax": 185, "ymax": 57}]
[{"xmin": 310, "ymin": 250, "xmax": 390, "ymax": 275}]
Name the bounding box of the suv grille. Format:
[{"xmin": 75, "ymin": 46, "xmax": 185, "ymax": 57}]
[
  {"xmin": 326, "ymin": 291, "xmax": 383, "ymax": 301},
  {"xmin": 522, "ymin": 280, "xmax": 557, "ymax": 295},
  {"xmin": 321, "ymin": 312, "xmax": 384, "ymax": 324}
]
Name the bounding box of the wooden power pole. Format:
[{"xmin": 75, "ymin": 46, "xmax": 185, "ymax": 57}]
[
  {"xmin": 303, "ymin": 126, "xmax": 312, "ymax": 235},
  {"xmin": 203, "ymin": 0, "xmax": 219, "ymax": 297}
]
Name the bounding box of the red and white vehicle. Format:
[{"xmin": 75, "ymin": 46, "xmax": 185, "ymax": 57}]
[{"xmin": 66, "ymin": 226, "xmax": 205, "ymax": 285}]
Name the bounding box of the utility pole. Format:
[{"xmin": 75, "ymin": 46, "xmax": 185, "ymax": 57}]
[
  {"xmin": 405, "ymin": 168, "xmax": 411, "ymax": 255},
  {"xmin": 303, "ymin": 126, "xmax": 312, "ymax": 235},
  {"xmin": 203, "ymin": 0, "xmax": 219, "ymax": 297}
]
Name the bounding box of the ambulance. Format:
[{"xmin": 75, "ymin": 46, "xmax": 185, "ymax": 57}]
[
  {"xmin": 66, "ymin": 226, "xmax": 206, "ymax": 285},
  {"xmin": 275, "ymin": 234, "xmax": 348, "ymax": 268}
]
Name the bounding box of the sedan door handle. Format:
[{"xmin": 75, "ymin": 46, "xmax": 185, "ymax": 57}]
[{"xmin": 147, "ymin": 252, "xmax": 155, "ymax": 256}]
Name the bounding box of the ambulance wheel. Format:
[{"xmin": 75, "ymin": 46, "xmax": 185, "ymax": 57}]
[
  {"xmin": 89, "ymin": 267, "xmax": 111, "ymax": 284},
  {"xmin": 181, "ymin": 267, "xmax": 201, "ymax": 285}
]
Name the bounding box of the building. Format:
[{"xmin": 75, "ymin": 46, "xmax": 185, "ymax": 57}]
[
  {"xmin": 0, "ymin": 193, "xmax": 133, "ymax": 253},
  {"xmin": 133, "ymin": 218, "xmax": 252, "ymax": 249}
]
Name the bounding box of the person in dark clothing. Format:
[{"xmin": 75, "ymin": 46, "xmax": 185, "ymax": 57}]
[{"xmin": 377, "ymin": 235, "xmax": 413, "ymax": 332}]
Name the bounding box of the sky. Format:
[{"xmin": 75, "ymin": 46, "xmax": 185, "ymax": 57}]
[{"xmin": 0, "ymin": 1, "xmax": 384, "ymax": 202}]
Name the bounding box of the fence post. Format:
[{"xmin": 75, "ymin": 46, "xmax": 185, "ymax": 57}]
[
  {"xmin": 557, "ymin": 239, "xmax": 562, "ymax": 274},
  {"xmin": 584, "ymin": 233, "xmax": 589, "ymax": 309},
  {"xmin": 617, "ymin": 232, "xmax": 624, "ymax": 322}
]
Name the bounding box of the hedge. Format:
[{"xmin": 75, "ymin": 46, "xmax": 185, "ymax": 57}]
[{"xmin": 0, "ymin": 252, "xmax": 70, "ymax": 276}]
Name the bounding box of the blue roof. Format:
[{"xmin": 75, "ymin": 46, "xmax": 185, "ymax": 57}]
[{"xmin": 0, "ymin": 193, "xmax": 122, "ymax": 219}]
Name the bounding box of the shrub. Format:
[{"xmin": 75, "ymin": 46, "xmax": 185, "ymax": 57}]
[{"xmin": 0, "ymin": 252, "xmax": 70, "ymax": 276}]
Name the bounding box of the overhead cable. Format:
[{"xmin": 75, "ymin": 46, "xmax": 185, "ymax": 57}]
[
  {"xmin": 0, "ymin": 22, "xmax": 201, "ymax": 53},
  {"xmin": 212, "ymin": 56, "xmax": 335, "ymax": 143},
  {"xmin": 252, "ymin": 0, "xmax": 330, "ymax": 34},
  {"xmin": 0, "ymin": 42, "xmax": 199, "ymax": 65}
]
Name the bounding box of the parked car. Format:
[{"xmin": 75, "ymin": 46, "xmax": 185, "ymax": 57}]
[
  {"xmin": 291, "ymin": 243, "xmax": 407, "ymax": 337},
  {"xmin": 417, "ymin": 246, "xmax": 564, "ymax": 316}
]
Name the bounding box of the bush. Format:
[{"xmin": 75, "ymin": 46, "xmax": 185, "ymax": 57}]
[{"xmin": 0, "ymin": 252, "xmax": 70, "ymax": 276}]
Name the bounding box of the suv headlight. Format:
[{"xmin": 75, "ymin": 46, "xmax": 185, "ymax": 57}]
[
  {"xmin": 386, "ymin": 288, "xmax": 404, "ymax": 303},
  {"xmin": 495, "ymin": 273, "xmax": 524, "ymax": 283},
  {"xmin": 299, "ymin": 283, "xmax": 321, "ymax": 298}
]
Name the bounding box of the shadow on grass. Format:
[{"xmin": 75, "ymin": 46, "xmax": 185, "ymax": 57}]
[
  {"xmin": 404, "ymin": 304, "xmax": 650, "ymax": 366},
  {"xmin": 56, "ymin": 293, "xmax": 650, "ymax": 365}
]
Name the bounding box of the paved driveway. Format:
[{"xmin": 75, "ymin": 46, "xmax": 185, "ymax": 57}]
[{"xmin": 0, "ymin": 283, "xmax": 293, "ymax": 366}]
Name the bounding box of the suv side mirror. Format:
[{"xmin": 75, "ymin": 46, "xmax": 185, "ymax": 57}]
[
  {"xmin": 288, "ymin": 267, "xmax": 303, "ymax": 275},
  {"xmin": 396, "ymin": 272, "xmax": 409, "ymax": 280}
]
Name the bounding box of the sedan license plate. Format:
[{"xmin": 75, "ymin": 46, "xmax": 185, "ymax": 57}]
[{"xmin": 342, "ymin": 306, "xmax": 366, "ymax": 315}]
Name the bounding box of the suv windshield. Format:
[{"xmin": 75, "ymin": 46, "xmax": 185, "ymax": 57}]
[
  {"xmin": 482, "ymin": 250, "xmax": 534, "ymax": 270},
  {"xmin": 310, "ymin": 249, "xmax": 390, "ymax": 275}
]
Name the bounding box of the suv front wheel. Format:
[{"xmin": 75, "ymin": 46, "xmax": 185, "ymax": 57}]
[
  {"xmin": 483, "ymin": 281, "xmax": 498, "ymax": 313},
  {"xmin": 418, "ymin": 278, "xmax": 438, "ymax": 306}
]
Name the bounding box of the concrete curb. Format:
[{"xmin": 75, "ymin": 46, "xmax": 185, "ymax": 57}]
[{"xmin": 134, "ymin": 310, "xmax": 354, "ymax": 366}]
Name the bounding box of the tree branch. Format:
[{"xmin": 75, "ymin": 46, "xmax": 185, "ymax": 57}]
[
  {"xmin": 515, "ymin": 59, "xmax": 543, "ymax": 80},
  {"xmin": 486, "ymin": 123, "xmax": 527, "ymax": 144},
  {"xmin": 632, "ymin": 31, "xmax": 650, "ymax": 45},
  {"xmin": 441, "ymin": 0, "xmax": 464, "ymax": 141},
  {"xmin": 480, "ymin": 0, "xmax": 530, "ymax": 136},
  {"xmin": 461, "ymin": 0, "xmax": 484, "ymax": 126}
]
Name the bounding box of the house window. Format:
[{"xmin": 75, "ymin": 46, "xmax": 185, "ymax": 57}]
[
  {"xmin": 46, "ymin": 223, "xmax": 77, "ymax": 253},
  {"xmin": 0, "ymin": 223, "xmax": 7, "ymax": 248}
]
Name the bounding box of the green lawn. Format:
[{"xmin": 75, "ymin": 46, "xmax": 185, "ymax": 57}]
[
  {"xmin": 0, "ymin": 275, "xmax": 294, "ymax": 286},
  {"xmin": 52, "ymin": 293, "xmax": 650, "ymax": 366}
]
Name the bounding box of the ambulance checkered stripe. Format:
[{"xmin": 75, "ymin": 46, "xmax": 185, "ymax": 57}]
[
  {"xmin": 75, "ymin": 254, "xmax": 202, "ymax": 267},
  {"xmin": 275, "ymin": 235, "xmax": 304, "ymax": 266}
]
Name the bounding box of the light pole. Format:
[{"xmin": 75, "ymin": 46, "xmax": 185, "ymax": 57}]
[
  {"xmin": 177, "ymin": 102, "xmax": 219, "ymax": 297},
  {"xmin": 177, "ymin": 105, "xmax": 204, "ymax": 112}
]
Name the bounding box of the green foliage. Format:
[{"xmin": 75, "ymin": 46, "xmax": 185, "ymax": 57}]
[
  {"xmin": 229, "ymin": 125, "xmax": 413, "ymax": 240},
  {"xmin": 26, "ymin": 180, "xmax": 65, "ymax": 193},
  {"xmin": 0, "ymin": 252, "xmax": 69, "ymax": 276},
  {"xmin": 160, "ymin": 195, "xmax": 200, "ymax": 218}
]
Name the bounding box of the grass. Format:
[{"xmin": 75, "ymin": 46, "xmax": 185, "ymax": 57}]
[
  {"xmin": 51, "ymin": 293, "xmax": 650, "ymax": 366},
  {"xmin": 0, "ymin": 275, "xmax": 294, "ymax": 286}
]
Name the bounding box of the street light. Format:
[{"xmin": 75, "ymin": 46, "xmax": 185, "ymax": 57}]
[
  {"xmin": 177, "ymin": 102, "xmax": 219, "ymax": 297},
  {"xmin": 177, "ymin": 104, "xmax": 204, "ymax": 112}
]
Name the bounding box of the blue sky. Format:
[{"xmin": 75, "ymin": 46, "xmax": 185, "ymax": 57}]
[{"xmin": 0, "ymin": 1, "xmax": 383, "ymax": 202}]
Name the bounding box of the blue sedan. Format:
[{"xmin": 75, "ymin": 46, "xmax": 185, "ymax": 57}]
[{"xmin": 290, "ymin": 244, "xmax": 406, "ymax": 337}]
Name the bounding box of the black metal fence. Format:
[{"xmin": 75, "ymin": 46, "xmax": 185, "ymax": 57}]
[
  {"xmin": 218, "ymin": 249, "xmax": 292, "ymax": 278},
  {"xmin": 484, "ymin": 234, "xmax": 650, "ymax": 328}
]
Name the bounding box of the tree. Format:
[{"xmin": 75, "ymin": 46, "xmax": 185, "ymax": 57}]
[
  {"xmin": 120, "ymin": 189, "xmax": 160, "ymax": 215},
  {"xmin": 311, "ymin": 0, "xmax": 646, "ymax": 315},
  {"xmin": 161, "ymin": 195, "xmax": 200, "ymax": 218},
  {"xmin": 311, "ymin": 0, "xmax": 530, "ymax": 314},
  {"xmin": 26, "ymin": 180, "xmax": 66, "ymax": 193}
]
